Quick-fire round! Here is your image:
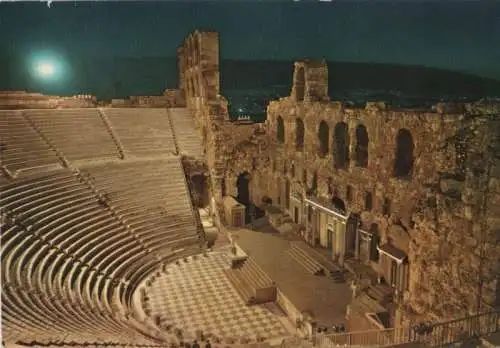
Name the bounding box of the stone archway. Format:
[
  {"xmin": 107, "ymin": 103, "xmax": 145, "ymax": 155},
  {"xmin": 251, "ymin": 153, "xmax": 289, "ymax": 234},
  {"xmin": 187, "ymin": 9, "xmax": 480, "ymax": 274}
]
[
  {"xmin": 236, "ymin": 171, "xmax": 265, "ymax": 223},
  {"xmin": 333, "ymin": 122, "xmax": 350, "ymax": 169},
  {"xmin": 295, "ymin": 118, "xmax": 305, "ymax": 150},
  {"xmin": 236, "ymin": 172, "xmax": 251, "ymax": 206},
  {"xmin": 355, "ymin": 124, "xmax": 369, "ymax": 168},
  {"xmin": 394, "ymin": 129, "xmax": 414, "ymax": 178},
  {"xmin": 318, "ymin": 121, "xmax": 329, "ymax": 157}
]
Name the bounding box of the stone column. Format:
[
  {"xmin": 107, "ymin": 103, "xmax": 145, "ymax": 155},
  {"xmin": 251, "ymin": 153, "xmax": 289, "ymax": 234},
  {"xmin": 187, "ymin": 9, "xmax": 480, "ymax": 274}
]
[
  {"xmin": 311, "ymin": 208, "xmax": 318, "ymax": 247},
  {"xmin": 354, "ymin": 224, "xmax": 360, "ymax": 260}
]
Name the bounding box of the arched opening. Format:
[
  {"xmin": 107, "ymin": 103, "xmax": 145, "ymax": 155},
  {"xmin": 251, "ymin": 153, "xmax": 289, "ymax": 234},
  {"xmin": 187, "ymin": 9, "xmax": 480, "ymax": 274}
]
[
  {"xmin": 394, "ymin": 129, "xmax": 414, "ymax": 178},
  {"xmin": 277, "ymin": 116, "xmax": 285, "ymax": 144},
  {"xmin": 295, "ymin": 118, "xmax": 305, "ymax": 150},
  {"xmin": 318, "ymin": 121, "xmax": 329, "ymax": 157},
  {"xmin": 296, "ymin": 67, "xmax": 305, "ymax": 102},
  {"xmin": 354, "ymin": 124, "xmax": 369, "ymax": 168},
  {"xmin": 236, "ymin": 172, "xmax": 250, "ymax": 206},
  {"xmin": 364, "ymin": 191, "xmax": 373, "ymax": 211},
  {"xmin": 191, "ymin": 174, "xmax": 209, "ymax": 208},
  {"xmin": 331, "ymin": 194, "xmax": 346, "ymax": 213},
  {"xmin": 236, "ymin": 172, "xmax": 264, "ymax": 223},
  {"xmin": 302, "ymin": 169, "xmax": 308, "ymax": 185},
  {"xmin": 333, "ymin": 122, "xmax": 350, "ymax": 169}
]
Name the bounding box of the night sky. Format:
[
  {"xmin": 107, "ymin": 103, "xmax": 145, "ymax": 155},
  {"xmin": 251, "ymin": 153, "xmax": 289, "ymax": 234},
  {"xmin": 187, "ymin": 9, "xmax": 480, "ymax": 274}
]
[{"xmin": 0, "ymin": 1, "xmax": 499, "ymax": 80}]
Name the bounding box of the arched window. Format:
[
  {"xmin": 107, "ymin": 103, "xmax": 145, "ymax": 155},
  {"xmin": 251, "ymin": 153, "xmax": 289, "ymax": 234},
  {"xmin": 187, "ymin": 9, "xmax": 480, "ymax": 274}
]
[
  {"xmin": 365, "ymin": 191, "xmax": 373, "ymax": 211},
  {"xmin": 333, "ymin": 122, "xmax": 350, "ymax": 169},
  {"xmin": 394, "ymin": 129, "xmax": 414, "ymax": 178},
  {"xmin": 296, "ymin": 67, "xmax": 305, "ymax": 102},
  {"xmin": 295, "ymin": 118, "xmax": 305, "ymax": 150},
  {"xmin": 354, "ymin": 124, "xmax": 369, "ymax": 168},
  {"xmin": 277, "ymin": 116, "xmax": 285, "ymax": 144},
  {"xmin": 318, "ymin": 121, "xmax": 329, "ymax": 157}
]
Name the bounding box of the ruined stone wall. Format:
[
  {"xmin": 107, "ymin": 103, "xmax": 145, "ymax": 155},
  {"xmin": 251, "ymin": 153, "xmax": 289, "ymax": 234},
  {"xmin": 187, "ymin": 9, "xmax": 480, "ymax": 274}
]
[
  {"xmin": 408, "ymin": 107, "xmax": 500, "ymax": 321},
  {"xmin": 177, "ymin": 31, "xmax": 500, "ymax": 323},
  {"xmin": 261, "ymin": 64, "xmax": 500, "ymax": 322},
  {"xmin": 178, "ymin": 30, "xmax": 220, "ymax": 106}
]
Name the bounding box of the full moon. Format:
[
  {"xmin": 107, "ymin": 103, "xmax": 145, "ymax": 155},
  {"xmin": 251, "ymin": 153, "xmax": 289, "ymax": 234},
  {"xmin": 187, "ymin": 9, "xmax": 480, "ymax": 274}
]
[{"xmin": 36, "ymin": 63, "xmax": 55, "ymax": 77}]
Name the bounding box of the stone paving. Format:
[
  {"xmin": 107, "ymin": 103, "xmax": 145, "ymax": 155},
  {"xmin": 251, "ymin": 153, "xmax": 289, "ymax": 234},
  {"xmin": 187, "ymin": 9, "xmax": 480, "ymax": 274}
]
[{"xmin": 145, "ymin": 251, "xmax": 293, "ymax": 343}]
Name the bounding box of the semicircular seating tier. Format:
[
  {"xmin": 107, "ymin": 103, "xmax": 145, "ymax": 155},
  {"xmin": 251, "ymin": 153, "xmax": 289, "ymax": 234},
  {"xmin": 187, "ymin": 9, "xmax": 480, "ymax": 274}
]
[{"xmin": 1, "ymin": 107, "xmax": 205, "ymax": 346}]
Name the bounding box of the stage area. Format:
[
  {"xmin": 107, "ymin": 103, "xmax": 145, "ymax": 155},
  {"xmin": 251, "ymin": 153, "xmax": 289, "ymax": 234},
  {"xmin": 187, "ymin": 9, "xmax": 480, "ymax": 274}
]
[{"xmin": 144, "ymin": 251, "xmax": 293, "ymax": 344}]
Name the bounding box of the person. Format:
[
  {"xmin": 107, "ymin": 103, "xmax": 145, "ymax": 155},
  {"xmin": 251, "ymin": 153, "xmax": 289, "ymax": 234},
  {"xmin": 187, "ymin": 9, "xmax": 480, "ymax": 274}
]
[
  {"xmin": 205, "ymin": 340, "xmax": 212, "ymax": 348},
  {"xmin": 192, "ymin": 340, "xmax": 200, "ymax": 348}
]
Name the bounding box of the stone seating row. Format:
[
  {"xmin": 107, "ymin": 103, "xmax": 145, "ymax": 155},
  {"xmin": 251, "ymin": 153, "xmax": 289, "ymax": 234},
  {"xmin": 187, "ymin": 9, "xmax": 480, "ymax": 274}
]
[
  {"xmin": 0, "ymin": 110, "xmax": 61, "ymax": 174},
  {"xmin": 2, "ymin": 225, "xmax": 167, "ymax": 344},
  {"xmin": 102, "ymin": 108, "xmax": 177, "ymax": 157},
  {"xmin": 23, "ymin": 109, "xmax": 120, "ymax": 162},
  {"xmin": 168, "ymin": 109, "xmax": 203, "ymax": 158},
  {"xmin": 78, "ymin": 159, "xmax": 200, "ymax": 253},
  {"xmin": 1, "ymin": 169, "xmax": 187, "ymax": 345}
]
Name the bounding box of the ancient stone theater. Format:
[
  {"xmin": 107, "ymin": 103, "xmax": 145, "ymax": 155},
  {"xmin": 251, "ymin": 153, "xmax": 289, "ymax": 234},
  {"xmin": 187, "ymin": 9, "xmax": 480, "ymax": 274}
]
[{"xmin": 1, "ymin": 30, "xmax": 499, "ymax": 348}]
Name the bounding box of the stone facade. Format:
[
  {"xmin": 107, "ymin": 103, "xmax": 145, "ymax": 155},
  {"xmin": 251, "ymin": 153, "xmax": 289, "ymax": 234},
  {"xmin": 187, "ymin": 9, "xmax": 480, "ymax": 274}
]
[{"xmin": 179, "ymin": 30, "xmax": 500, "ymax": 327}]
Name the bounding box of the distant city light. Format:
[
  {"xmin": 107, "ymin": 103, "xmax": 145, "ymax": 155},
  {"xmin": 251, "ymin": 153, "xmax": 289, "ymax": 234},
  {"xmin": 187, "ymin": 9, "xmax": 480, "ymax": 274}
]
[{"xmin": 238, "ymin": 108, "xmax": 243, "ymax": 113}]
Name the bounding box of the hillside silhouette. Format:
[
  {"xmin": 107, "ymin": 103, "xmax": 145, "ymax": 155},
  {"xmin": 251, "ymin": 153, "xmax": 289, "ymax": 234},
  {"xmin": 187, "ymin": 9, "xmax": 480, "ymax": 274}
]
[{"xmin": 1, "ymin": 56, "xmax": 500, "ymax": 100}]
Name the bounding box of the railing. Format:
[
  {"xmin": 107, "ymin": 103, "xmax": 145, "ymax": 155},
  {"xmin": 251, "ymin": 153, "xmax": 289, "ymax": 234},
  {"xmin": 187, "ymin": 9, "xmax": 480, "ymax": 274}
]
[
  {"xmin": 314, "ymin": 327, "xmax": 409, "ymax": 347},
  {"xmin": 281, "ymin": 309, "xmax": 500, "ymax": 347}
]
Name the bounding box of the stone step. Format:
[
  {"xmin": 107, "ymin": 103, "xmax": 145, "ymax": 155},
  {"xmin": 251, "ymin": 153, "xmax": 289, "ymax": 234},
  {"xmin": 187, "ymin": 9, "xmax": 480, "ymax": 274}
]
[
  {"xmin": 223, "ymin": 269, "xmax": 254, "ymax": 305},
  {"xmin": 286, "ymin": 248, "xmax": 324, "ymax": 276},
  {"xmin": 290, "ymin": 243, "xmax": 326, "ymax": 274}
]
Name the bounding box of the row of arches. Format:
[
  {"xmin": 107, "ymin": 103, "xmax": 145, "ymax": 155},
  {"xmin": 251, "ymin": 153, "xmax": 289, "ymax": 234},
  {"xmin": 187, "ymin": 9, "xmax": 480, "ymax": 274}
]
[{"xmin": 276, "ymin": 117, "xmax": 414, "ymax": 177}]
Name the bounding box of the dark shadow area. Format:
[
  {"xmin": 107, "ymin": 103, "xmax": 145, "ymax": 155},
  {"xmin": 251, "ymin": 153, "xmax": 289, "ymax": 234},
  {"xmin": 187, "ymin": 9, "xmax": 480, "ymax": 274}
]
[
  {"xmin": 318, "ymin": 121, "xmax": 329, "ymax": 157},
  {"xmin": 191, "ymin": 174, "xmax": 209, "ymax": 208},
  {"xmin": 355, "ymin": 124, "xmax": 369, "ymax": 167},
  {"xmin": 333, "ymin": 122, "xmax": 350, "ymax": 169},
  {"xmin": 394, "ymin": 128, "xmax": 414, "ymax": 178},
  {"xmin": 236, "ymin": 172, "xmax": 265, "ymax": 223}
]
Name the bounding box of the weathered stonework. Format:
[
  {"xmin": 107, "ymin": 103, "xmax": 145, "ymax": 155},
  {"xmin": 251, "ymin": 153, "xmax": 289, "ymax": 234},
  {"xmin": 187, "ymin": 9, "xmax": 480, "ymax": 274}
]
[{"xmin": 179, "ymin": 30, "xmax": 500, "ymax": 328}]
